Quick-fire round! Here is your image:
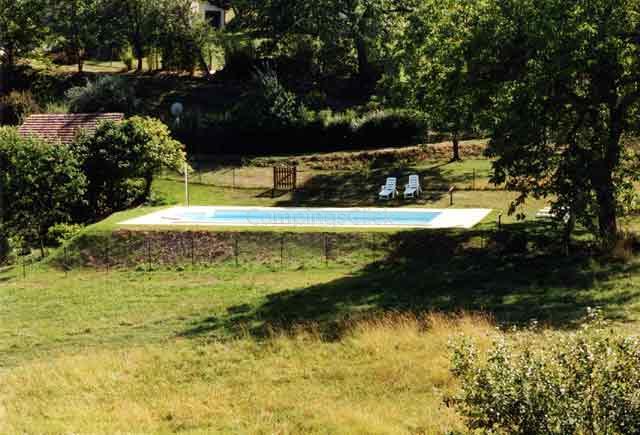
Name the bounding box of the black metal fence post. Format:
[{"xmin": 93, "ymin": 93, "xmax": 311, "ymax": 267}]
[
  {"xmin": 234, "ymin": 235, "xmax": 239, "ymax": 267},
  {"xmin": 280, "ymin": 235, "xmax": 285, "ymax": 269},
  {"xmin": 146, "ymin": 238, "xmax": 152, "ymax": 272},
  {"xmin": 191, "ymin": 232, "xmax": 195, "ymax": 267}
]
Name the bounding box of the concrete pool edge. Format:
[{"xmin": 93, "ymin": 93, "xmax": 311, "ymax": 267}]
[{"xmin": 120, "ymin": 206, "xmax": 493, "ymax": 230}]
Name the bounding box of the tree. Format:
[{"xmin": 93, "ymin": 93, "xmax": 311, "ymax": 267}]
[
  {"xmin": 109, "ymin": 0, "xmax": 161, "ymax": 72},
  {"xmin": 463, "ymin": 0, "xmax": 640, "ymax": 247},
  {"xmin": 157, "ymin": 0, "xmax": 217, "ymax": 75},
  {"xmin": 0, "ymin": 128, "xmax": 86, "ymax": 254},
  {"xmin": 231, "ymin": 0, "xmax": 413, "ymax": 86},
  {"xmin": 0, "ymin": 0, "xmax": 47, "ymax": 93},
  {"xmin": 48, "ymin": 0, "xmax": 101, "ymax": 73},
  {"xmin": 396, "ymin": 0, "xmax": 476, "ymax": 161},
  {"xmin": 78, "ymin": 116, "xmax": 187, "ymax": 218}
]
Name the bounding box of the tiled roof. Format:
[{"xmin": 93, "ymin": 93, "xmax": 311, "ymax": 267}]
[{"xmin": 18, "ymin": 113, "xmax": 125, "ymax": 144}]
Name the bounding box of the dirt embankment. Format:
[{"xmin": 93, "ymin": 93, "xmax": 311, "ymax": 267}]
[{"xmin": 248, "ymin": 140, "xmax": 489, "ymax": 170}]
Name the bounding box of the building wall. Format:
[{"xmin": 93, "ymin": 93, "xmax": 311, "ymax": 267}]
[{"xmin": 193, "ymin": 1, "xmax": 234, "ymax": 28}]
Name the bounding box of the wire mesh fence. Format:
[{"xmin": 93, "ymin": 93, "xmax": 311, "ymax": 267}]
[
  {"xmin": 51, "ymin": 231, "xmax": 393, "ymax": 272},
  {"xmin": 160, "ymin": 161, "xmax": 503, "ymax": 193}
]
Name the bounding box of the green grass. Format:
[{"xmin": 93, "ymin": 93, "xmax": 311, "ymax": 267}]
[
  {"xmin": 3, "ymin": 237, "xmax": 640, "ymax": 432},
  {"xmin": 124, "ymin": 158, "xmax": 549, "ymax": 233}
]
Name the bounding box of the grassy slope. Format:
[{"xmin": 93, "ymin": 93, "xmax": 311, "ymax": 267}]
[
  {"xmin": 3, "ymin": 156, "xmax": 635, "ymax": 433},
  {"xmin": 1, "ymin": 313, "xmax": 493, "ymax": 434},
  {"xmin": 3, "ymin": 249, "xmax": 640, "ymax": 432},
  {"xmin": 100, "ymin": 158, "xmax": 549, "ymax": 234}
]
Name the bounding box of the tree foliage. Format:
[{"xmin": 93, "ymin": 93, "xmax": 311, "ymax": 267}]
[
  {"xmin": 0, "ymin": 127, "xmax": 86, "ymax": 251},
  {"xmin": 452, "ymin": 312, "xmax": 640, "ymax": 434},
  {"xmin": 0, "ymin": 0, "xmax": 47, "ymax": 92},
  {"xmin": 231, "ymin": 0, "xmax": 413, "ymax": 84},
  {"xmin": 48, "ymin": 0, "xmax": 102, "ymax": 73},
  {"xmin": 77, "ymin": 116, "xmax": 187, "ymax": 218},
  {"xmin": 65, "ymin": 75, "xmax": 137, "ymax": 114},
  {"xmin": 465, "ymin": 0, "xmax": 640, "ymax": 245},
  {"xmin": 392, "ymin": 0, "xmax": 477, "ymax": 161}
]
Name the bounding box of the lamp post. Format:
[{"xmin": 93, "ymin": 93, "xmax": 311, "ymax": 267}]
[{"xmin": 184, "ymin": 161, "xmax": 189, "ymax": 208}]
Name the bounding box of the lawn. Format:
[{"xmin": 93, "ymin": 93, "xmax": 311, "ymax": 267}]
[
  {"xmin": 113, "ymin": 157, "xmax": 549, "ymax": 233},
  {"xmin": 3, "ymin": 152, "xmax": 638, "ymax": 433},
  {"xmin": 3, "ymin": 238, "xmax": 640, "ymax": 432}
]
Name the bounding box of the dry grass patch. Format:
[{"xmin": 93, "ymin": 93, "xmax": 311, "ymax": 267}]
[{"xmin": 0, "ymin": 313, "xmax": 495, "ymax": 434}]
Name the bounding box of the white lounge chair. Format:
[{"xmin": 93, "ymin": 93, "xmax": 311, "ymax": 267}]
[
  {"xmin": 379, "ymin": 178, "xmax": 398, "ymax": 200},
  {"xmin": 404, "ymin": 175, "xmax": 422, "ymax": 199},
  {"xmin": 536, "ymin": 206, "xmax": 571, "ymax": 224}
]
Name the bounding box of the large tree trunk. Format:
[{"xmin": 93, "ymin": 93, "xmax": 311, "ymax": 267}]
[
  {"xmin": 77, "ymin": 49, "xmax": 84, "ymax": 74},
  {"xmin": 452, "ymin": 132, "xmax": 461, "ymax": 162},
  {"xmin": 133, "ymin": 37, "xmax": 144, "ymax": 72},
  {"xmin": 595, "ymin": 178, "xmax": 618, "ymax": 248},
  {"xmin": 136, "ymin": 53, "xmax": 144, "ymax": 72},
  {"xmin": 591, "ymin": 147, "xmax": 619, "ymax": 249},
  {"xmin": 354, "ymin": 35, "xmax": 375, "ymax": 86}
]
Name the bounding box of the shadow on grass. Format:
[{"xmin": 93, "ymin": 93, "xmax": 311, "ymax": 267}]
[
  {"xmin": 273, "ymin": 165, "xmax": 459, "ymax": 207},
  {"xmin": 180, "ymin": 223, "xmax": 640, "ymax": 339}
]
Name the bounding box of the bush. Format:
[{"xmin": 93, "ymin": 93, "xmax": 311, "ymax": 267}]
[
  {"xmin": 451, "ymin": 311, "xmax": 640, "ymax": 435},
  {"xmin": 220, "ymin": 37, "xmax": 259, "ymax": 80},
  {"xmin": 46, "ymin": 223, "xmax": 84, "ymax": 247},
  {"xmin": 77, "ymin": 116, "xmax": 187, "ymax": 218},
  {"xmin": 353, "ymin": 110, "xmax": 428, "ymax": 148},
  {"xmin": 0, "ymin": 91, "xmax": 41, "ymax": 125},
  {"xmin": 232, "ymin": 67, "xmax": 306, "ymax": 130},
  {"xmin": 0, "ymin": 127, "xmax": 86, "ymax": 252},
  {"xmin": 66, "ymin": 76, "xmax": 137, "ymax": 114}
]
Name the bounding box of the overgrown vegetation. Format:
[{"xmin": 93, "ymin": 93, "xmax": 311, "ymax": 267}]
[
  {"xmin": 453, "ymin": 311, "xmax": 640, "ymax": 434},
  {"xmin": 0, "ymin": 117, "xmax": 187, "ymax": 257},
  {"xmin": 0, "ymin": 128, "xmax": 86, "ymax": 254},
  {"xmin": 66, "ymin": 75, "xmax": 138, "ymax": 114}
]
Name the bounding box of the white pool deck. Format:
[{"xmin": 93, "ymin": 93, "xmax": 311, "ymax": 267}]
[{"xmin": 121, "ymin": 206, "xmax": 493, "ymax": 229}]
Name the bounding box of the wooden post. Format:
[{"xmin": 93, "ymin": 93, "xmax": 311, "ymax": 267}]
[{"xmin": 449, "ymin": 186, "xmax": 456, "ymax": 206}]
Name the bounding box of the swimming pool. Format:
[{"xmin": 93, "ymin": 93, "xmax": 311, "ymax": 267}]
[{"xmin": 122, "ymin": 207, "xmax": 492, "ymax": 229}]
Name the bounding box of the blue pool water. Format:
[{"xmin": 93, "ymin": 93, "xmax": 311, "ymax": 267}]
[{"xmin": 168, "ymin": 208, "xmax": 442, "ymax": 227}]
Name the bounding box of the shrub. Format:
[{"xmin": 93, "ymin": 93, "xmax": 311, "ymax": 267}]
[
  {"xmin": 232, "ymin": 67, "xmax": 306, "ymax": 130},
  {"xmin": 451, "ymin": 311, "xmax": 640, "ymax": 435},
  {"xmin": 220, "ymin": 37, "xmax": 259, "ymax": 80},
  {"xmin": 47, "ymin": 223, "xmax": 84, "ymax": 247},
  {"xmin": 66, "ymin": 76, "xmax": 137, "ymax": 114},
  {"xmin": 77, "ymin": 116, "xmax": 187, "ymax": 219},
  {"xmin": 0, "ymin": 127, "xmax": 86, "ymax": 253},
  {"xmin": 353, "ymin": 110, "xmax": 428, "ymax": 149},
  {"xmin": 0, "ymin": 91, "xmax": 41, "ymax": 125}
]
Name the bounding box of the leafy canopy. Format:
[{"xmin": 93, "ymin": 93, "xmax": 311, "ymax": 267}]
[
  {"xmin": 78, "ymin": 116, "xmax": 187, "ymax": 217},
  {"xmin": 464, "ymin": 0, "xmax": 640, "ymax": 244},
  {"xmin": 392, "ymin": 0, "xmax": 478, "ymax": 160},
  {"xmin": 0, "ymin": 127, "xmax": 87, "ymax": 247}
]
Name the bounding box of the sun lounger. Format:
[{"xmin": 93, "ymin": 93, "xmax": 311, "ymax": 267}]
[
  {"xmin": 404, "ymin": 175, "xmax": 422, "ymax": 199},
  {"xmin": 379, "ymin": 177, "xmax": 398, "ymax": 200}
]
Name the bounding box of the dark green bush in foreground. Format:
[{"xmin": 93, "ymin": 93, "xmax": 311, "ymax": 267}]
[
  {"xmin": 0, "ymin": 128, "xmax": 87, "ymax": 253},
  {"xmin": 451, "ymin": 311, "xmax": 640, "ymax": 434}
]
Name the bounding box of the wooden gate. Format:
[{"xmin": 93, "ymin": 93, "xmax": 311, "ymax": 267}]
[{"xmin": 273, "ymin": 166, "xmax": 297, "ymax": 196}]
